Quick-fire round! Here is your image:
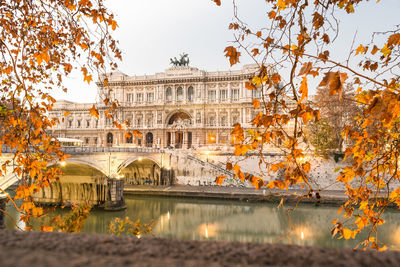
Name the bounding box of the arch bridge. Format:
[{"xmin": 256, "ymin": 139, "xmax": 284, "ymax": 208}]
[{"xmin": 0, "ymin": 147, "xmax": 234, "ymax": 210}]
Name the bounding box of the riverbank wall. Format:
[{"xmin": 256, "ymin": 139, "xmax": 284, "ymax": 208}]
[
  {"xmin": 124, "ymin": 185, "xmax": 348, "ymax": 205},
  {"xmin": 0, "ymin": 229, "xmax": 399, "ymax": 267}
]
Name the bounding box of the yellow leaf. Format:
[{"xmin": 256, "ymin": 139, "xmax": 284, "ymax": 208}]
[
  {"xmin": 252, "ymin": 76, "xmax": 262, "ymax": 87},
  {"xmin": 342, "ymin": 228, "xmax": 353, "ymax": 240},
  {"xmin": 381, "ymin": 44, "xmax": 391, "ymax": 58},
  {"xmin": 276, "ymin": 0, "xmax": 287, "ymax": 11},
  {"xmin": 64, "ymin": 111, "xmax": 71, "ymax": 117},
  {"xmin": 355, "ymin": 44, "xmax": 365, "ymax": 55}
]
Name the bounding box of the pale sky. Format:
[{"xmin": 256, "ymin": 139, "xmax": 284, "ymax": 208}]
[{"xmin": 54, "ymin": 0, "xmax": 400, "ymax": 103}]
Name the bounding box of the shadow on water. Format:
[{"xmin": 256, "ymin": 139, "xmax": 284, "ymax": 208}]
[{"xmin": 5, "ymin": 194, "xmax": 400, "ymax": 249}]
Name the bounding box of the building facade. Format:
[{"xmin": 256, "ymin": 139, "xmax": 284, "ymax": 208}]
[{"xmin": 51, "ymin": 64, "xmax": 267, "ymax": 148}]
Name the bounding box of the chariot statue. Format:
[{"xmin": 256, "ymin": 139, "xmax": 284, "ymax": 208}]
[{"xmin": 170, "ymin": 53, "xmax": 190, "ymax": 67}]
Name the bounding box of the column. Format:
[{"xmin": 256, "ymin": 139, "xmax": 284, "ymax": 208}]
[
  {"xmin": 183, "ymin": 131, "xmax": 187, "ymax": 148},
  {"xmin": 216, "ymin": 109, "xmax": 220, "ymax": 127},
  {"xmin": 228, "ymin": 82, "xmax": 232, "ymax": 103},
  {"xmin": 240, "ymin": 82, "xmax": 244, "ymax": 101},
  {"xmin": 216, "ymin": 83, "xmax": 220, "ymax": 103},
  {"xmin": 171, "ymin": 131, "xmax": 175, "ymax": 147}
]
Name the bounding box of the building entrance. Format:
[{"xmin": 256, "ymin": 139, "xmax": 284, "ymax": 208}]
[{"xmin": 175, "ymin": 131, "xmax": 183, "ymax": 149}]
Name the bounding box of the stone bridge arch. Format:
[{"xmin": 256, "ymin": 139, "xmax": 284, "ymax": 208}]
[
  {"xmin": 117, "ymin": 156, "xmax": 163, "ymax": 186},
  {"xmin": 48, "ymin": 159, "xmax": 107, "ymax": 177}
]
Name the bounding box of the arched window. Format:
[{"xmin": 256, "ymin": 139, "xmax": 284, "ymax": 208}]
[
  {"xmin": 176, "ymin": 87, "xmax": 183, "ymax": 101},
  {"xmin": 126, "ymin": 133, "xmax": 133, "ymax": 143},
  {"xmin": 107, "ymin": 132, "xmax": 113, "ymax": 145},
  {"xmin": 166, "ymin": 87, "xmax": 172, "ymax": 101},
  {"xmin": 188, "ymin": 86, "xmax": 194, "ymax": 101},
  {"xmin": 146, "ymin": 132, "xmax": 153, "ymax": 147}
]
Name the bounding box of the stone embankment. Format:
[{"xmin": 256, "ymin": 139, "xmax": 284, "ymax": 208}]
[
  {"xmin": 124, "ymin": 185, "xmax": 349, "ymax": 205},
  {"xmin": 1, "ymin": 229, "xmax": 400, "ymax": 267}
]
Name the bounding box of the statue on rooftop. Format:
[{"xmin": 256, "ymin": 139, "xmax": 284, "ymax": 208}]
[{"xmin": 170, "ymin": 53, "xmax": 189, "ymax": 67}]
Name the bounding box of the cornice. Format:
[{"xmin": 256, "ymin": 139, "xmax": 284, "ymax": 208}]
[{"xmin": 96, "ymin": 74, "xmax": 253, "ymax": 88}]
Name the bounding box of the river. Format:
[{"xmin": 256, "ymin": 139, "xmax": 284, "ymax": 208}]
[{"xmin": 5, "ymin": 194, "xmax": 400, "ymax": 249}]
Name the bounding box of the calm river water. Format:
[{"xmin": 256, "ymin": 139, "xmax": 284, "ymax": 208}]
[{"xmin": 5, "ymin": 195, "xmax": 400, "ymax": 249}]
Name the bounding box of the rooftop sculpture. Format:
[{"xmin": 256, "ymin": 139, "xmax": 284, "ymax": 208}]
[{"xmin": 170, "ymin": 53, "xmax": 190, "ymax": 67}]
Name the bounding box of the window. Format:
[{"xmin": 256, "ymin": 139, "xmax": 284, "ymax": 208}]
[
  {"xmin": 85, "ymin": 137, "xmax": 89, "ymax": 144},
  {"xmin": 208, "ymin": 90, "xmax": 216, "ymax": 100},
  {"xmin": 188, "ymin": 86, "xmax": 194, "ymax": 101},
  {"xmin": 86, "ymin": 120, "xmax": 90, "ymax": 128},
  {"xmin": 252, "ymin": 88, "xmax": 261, "ymax": 99},
  {"xmin": 95, "ymin": 120, "xmax": 98, "ymax": 128},
  {"xmin": 220, "ymin": 90, "xmax": 227, "ymax": 99},
  {"xmin": 176, "ymin": 87, "xmax": 183, "ymax": 101},
  {"xmin": 196, "ymin": 112, "xmax": 201, "ymax": 123},
  {"xmin": 127, "ymin": 93, "xmax": 133, "ymax": 102},
  {"xmin": 166, "ymin": 87, "xmax": 172, "ymax": 101},
  {"xmin": 231, "ymin": 89, "xmax": 239, "ymax": 100},
  {"xmin": 126, "ymin": 133, "xmax": 133, "ymax": 143},
  {"xmin": 77, "ymin": 120, "xmax": 81, "ymax": 128},
  {"xmin": 233, "ymin": 116, "xmax": 238, "ymax": 124},
  {"xmin": 147, "ymin": 118, "xmax": 152, "ymax": 127},
  {"xmin": 147, "ymin": 92, "xmax": 154, "ymax": 102},
  {"xmin": 209, "ymin": 117, "xmax": 215, "ymax": 126},
  {"xmin": 137, "ymin": 118, "xmax": 142, "ymax": 127},
  {"xmin": 68, "ymin": 120, "xmax": 72, "ymax": 128},
  {"xmin": 94, "ymin": 137, "xmax": 98, "ymax": 144},
  {"xmin": 136, "ymin": 93, "xmax": 143, "ymax": 102},
  {"xmin": 157, "ymin": 114, "xmax": 162, "ymax": 125},
  {"xmin": 221, "ymin": 116, "xmax": 226, "ymax": 126},
  {"xmin": 208, "ymin": 132, "xmax": 216, "ymax": 144}
]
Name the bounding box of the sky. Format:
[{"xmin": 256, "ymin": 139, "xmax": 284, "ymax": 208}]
[{"xmin": 54, "ymin": 0, "xmax": 400, "ymax": 103}]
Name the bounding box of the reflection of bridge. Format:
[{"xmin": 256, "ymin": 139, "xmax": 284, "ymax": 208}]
[{"xmin": 0, "ymin": 147, "xmax": 235, "ymax": 209}]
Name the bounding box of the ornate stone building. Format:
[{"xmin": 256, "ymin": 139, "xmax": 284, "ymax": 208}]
[{"xmin": 51, "ymin": 64, "xmax": 267, "ymax": 148}]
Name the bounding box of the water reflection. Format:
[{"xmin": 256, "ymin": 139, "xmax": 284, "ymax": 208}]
[{"xmin": 6, "ymin": 195, "xmax": 400, "ymax": 249}]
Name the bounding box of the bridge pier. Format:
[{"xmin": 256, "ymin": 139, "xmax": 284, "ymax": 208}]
[
  {"xmin": 104, "ymin": 178, "xmax": 126, "ymax": 211},
  {"xmin": 160, "ymin": 168, "xmax": 175, "ymax": 186}
]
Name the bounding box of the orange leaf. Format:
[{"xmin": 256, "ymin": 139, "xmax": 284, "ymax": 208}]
[
  {"xmin": 298, "ymin": 76, "xmax": 308, "ymax": 103},
  {"xmin": 215, "ymin": 175, "xmax": 226, "ymax": 186},
  {"xmin": 387, "ymin": 33, "xmax": 400, "ymax": 47},
  {"xmin": 371, "ymin": 45, "xmax": 379, "ymax": 55},
  {"xmin": 252, "ymin": 98, "xmax": 260, "ymax": 109},
  {"xmin": 84, "ymin": 74, "xmax": 93, "ymax": 84},
  {"xmin": 63, "ymin": 111, "xmax": 71, "ymax": 117},
  {"xmin": 302, "ymin": 162, "xmax": 311, "ymax": 174},
  {"xmin": 212, "ymin": 0, "xmax": 221, "ymax": 6},
  {"xmin": 89, "ymin": 105, "xmax": 99, "ymax": 119},
  {"xmin": 270, "ymin": 74, "xmax": 281, "ymax": 83},
  {"xmin": 224, "ymin": 46, "xmax": 241, "ymax": 66}
]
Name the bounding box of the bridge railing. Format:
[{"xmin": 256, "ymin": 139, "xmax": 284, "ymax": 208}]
[{"xmin": 1, "ymin": 146, "xmax": 164, "ymax": 155}]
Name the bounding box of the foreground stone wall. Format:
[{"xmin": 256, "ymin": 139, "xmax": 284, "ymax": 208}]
[{"xmin": 0, "ymin": 229, "xmax": 399, "ymax": 267}]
